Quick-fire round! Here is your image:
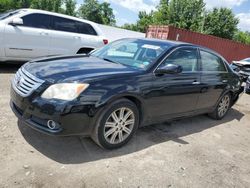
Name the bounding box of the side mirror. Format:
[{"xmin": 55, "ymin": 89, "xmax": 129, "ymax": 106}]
[
  {"xmin": 9, "ymin": 18, "xmax": 23, "ymax": 26},
  {"xmin": 155, "ymin": 64, "xmax": 183, "ymax": 75}
]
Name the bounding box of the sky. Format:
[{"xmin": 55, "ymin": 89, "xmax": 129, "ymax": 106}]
[{"xmin": 76, "ymin": 0, "xmax": 250, "ymax": 32}]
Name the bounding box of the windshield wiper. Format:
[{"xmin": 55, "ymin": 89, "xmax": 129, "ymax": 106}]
[{"xmin": 103, "ymin": 58, "xmax": 119, "ymax": 64}]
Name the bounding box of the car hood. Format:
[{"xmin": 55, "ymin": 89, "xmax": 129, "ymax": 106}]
[
  {"xmin": 23, "ymin": 55, "xmax": 139, "ymax": 83},
  {"xmin": 233, "ymin": 60, "xmax": 250, "ymax": 66}
]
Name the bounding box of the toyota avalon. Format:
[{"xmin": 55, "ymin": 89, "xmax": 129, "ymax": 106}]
[{"xmin": 10, "ymin": 38, "xmax": 243, "ymax": 149}]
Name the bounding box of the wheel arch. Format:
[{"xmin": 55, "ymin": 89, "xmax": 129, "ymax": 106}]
[
  {"xmin": 77, "ymin": 47, "xmax": 95, "ymax": 54},
  {"xmin": 99, "ymin": 93, "xmax": 146, "ymax": 126}
]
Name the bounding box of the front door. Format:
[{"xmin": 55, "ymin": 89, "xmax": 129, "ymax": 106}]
[
  {"xmin": 3, "ymin": 13, "xmax": 50, "ymax": 60},
  {"xmin": 146, "ymin": 47, "xmax": 202, "ymax": 121}
]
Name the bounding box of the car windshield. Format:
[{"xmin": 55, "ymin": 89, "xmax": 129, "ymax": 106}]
[
  {"xmin": 0, "ymin": 10, "xmax": 21, "ymax": 20},
  {"xmin": 91, "ymin": 39, "xmax": 171, "ymax": 70}
]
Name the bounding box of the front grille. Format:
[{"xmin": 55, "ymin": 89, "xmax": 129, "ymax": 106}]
[{"xmin": 12, "ymin": 66, "xmax": 44, "ymax": 97}]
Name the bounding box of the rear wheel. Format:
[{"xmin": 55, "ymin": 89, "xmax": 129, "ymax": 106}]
[
  {"xmin": 91, "ymin": 99, "xmax": 139, "ymax": 149},
  {"xmin": 209, "ymin": 93, "xmax": 231, "ymax": 120}
]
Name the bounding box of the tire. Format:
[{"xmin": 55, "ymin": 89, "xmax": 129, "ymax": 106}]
[
  {"xmin": 91, "ymin": 99, "xmax": 139, "ymax": 149},
  {"xmin": 208, "ymin": 93, "xmax": 231, "ymax": 120}
]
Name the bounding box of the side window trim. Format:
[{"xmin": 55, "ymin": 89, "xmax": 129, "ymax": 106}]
[
  {"xmin": 199, "ymin": 48, "xmax": 228, "ymax": 73},
  {"xmin": 154, "ymin": 46, "xmax": 200, "ymax": 74}
]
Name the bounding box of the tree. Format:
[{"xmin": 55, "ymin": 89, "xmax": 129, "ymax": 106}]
[
  {"xmin": 121, "ymin": 23, "xmax": 138, "ymax": 31},
  {"xmin": 64, "ymin": 0, "xmax": 76, "ymax": 16},
  {"xmin": 79, "ymin": 0, "xmax": 104, "ymax": 23},
  {"xmin": 0, "ymin": 0, "xmax": 13, "ymax": 13},
  {"xmin": 121, "ymin": 0, "xmax": 205, "ymax": 33},
  {"xmin": 18, "ymin": 0, "xmax": 32, "ymax": 8},
  {"xmin": 0, "ymin": 0, "xmax": 32, "ymax": 13},
  {"xmin": 137, "ymin": 11, "xmax": 155, "ymax": 32},
  {"xmin": 233, "ymin": 31, "xmax": 250, "ymax": 45},
  {"xmin": 168, "ymin": 0, "xmax": 205, "ymax": 31},
  {"xmin": 100, "ymin": 2, "xmax": 116, "ymax": 26},
  {"xmin": 153, "ymin": 0, "xmax": 170, "ymax": 25},
  {"xmin": 78, "ymin": 0, "xmax": 116, "ymax": 25},
  {"xmin": 203, "ymin": 8, "xmax": 239, "ymax": 39},
  {"xmin": 30, "ymin": 0, "xmax": 63, "ymax": 13}
]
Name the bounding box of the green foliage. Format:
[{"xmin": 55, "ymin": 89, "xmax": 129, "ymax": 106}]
[
  {"xmin": 121, "ymin": 23, "xmax": 138, "ymax": 31},
  {"xmin": 100, "ymin": 2, "xmax": 116, "ymax": 26},
  {"xmin": 64, "ymin": 0, "xmax": 76, "ymax": 16},
  {"xmin": 233, "ymin": 31, "xmax": 250, "ymax": 45},
  {"xmin": 0, "ymin": 0, "xmax": 31, "ymax": 12},
  {"xmin": 168, "ymin": 0, "xmax": 205, "ymax": 31},
  {"xmin": 153, "ymin": 0, "xmax": 169, "ymax": 25},
  {"xmin": 203, "ymin": 8, "xmax": 239, "ymax": 39},
  {"xmin": 122, "ymin": 0, "xmax": 205, "ymax": 33},
  {"xmin": 78, "ymin": 0, "xmax": 116, "ymax": 25},
  {"xmin": 30, "ymin": 0, "xmax": 63, "ymax": 13},
  {"xmin": 121, "ymin": 11, "xmax": 155, "ymax": 32},
  {"xmin": 121, "ymin": 0, "xmax": 244, "ymax": 43}
]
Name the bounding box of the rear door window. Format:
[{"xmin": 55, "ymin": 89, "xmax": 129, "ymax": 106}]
[
  {"xmin": 52, "ymin": 16, "xmax": 77, "ymax": 33},
  {"xmin": 51, "ymin": 16, "xmax": 97, "ymax": 35},
  {"xmin": 200, "ymin": 50, "xmax": 227, "ymax": 72},
  {"xmin": 75, "ymin": 21, "xmax": 97, "ymax": 36},
  {"xmin": 22, "ymin": 13, "xmax": 51, "ymax": 29}
]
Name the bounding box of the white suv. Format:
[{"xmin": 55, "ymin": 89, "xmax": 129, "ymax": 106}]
[{"xmin": 0, "ymin": 9, "xmax": 108, "ymax": 62}]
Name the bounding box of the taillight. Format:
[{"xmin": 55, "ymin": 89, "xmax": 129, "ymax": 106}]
[{"xmin": 103, "ymin": 39, "xmax": 108, "ymax": 45}]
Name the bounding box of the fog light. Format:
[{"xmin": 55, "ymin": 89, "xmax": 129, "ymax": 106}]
[{"xmin": 47, "ymin": 120, "xmax": 60, "ymax": 130}]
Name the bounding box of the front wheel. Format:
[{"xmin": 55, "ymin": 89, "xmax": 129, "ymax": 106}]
[
  {"xmin": 91, "ymin": 99, "xmax": 139, "ymax": 149},
  {"xmin": 209, "ymin": 93, "xmax": 231, "ymax": 120}
]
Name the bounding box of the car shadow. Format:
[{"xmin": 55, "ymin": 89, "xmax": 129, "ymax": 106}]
[
  {"xmin": 18, "ymin": 108, "xmax": 244, "ymax": 164},
  {"xmin": 0, "ymin": 62, "xmax": 24, "ymax": 74}
]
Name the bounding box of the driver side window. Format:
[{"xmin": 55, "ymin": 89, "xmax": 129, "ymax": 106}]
[{"xmin": 160, "ymin": 48, "xmax": 198, "ymax": 72}]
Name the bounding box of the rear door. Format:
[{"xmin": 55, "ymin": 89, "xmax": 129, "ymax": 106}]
[
  {"xmin": 147, "ymin": 47, "xmax": 202, "ymax": 120},
  {"xmin": 49, "ymin": 16, "xmax": 99, "ymax": 56},
  {"xmin": 3, "ymin": 13, "xmax": 50, "ymax": 59},
  {"xmin": 196, "ymin": 49, "xmax": 229, "ymax": 109}
]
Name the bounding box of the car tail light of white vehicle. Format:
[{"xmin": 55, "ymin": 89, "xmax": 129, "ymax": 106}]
[{"xmin": 103, "ymin": 39, "xmax": 109, "ymax": 45}]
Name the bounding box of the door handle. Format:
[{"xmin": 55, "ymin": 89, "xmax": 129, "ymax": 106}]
[
  {"xmin": 192, "ymin": 81, "xmax": 200, "ymax": 85},
  {"xmin": 74, "ymin": 36, "xmax": 81, "ymax": 39}
]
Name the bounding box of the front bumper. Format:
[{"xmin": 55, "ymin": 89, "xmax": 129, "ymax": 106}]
[{"xmin": 10, "ymin": 87, "xmax": 96, "ymax": 136}]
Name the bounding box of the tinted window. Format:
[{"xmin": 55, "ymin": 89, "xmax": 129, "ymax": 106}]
[
  {"xmin": 200, "ymin": 50, "xmax": 226, "ymax": 72},
  {"xmin": 53, "ymin": 16, "xmax": 77, "ymax": 33},
  {"xmin": 161, "ymin": 48, "xmax": 198, "ymax": 72},
  {"xmin": 52, "ymin": 16, "xmax": 97, "ymax": 35},
  {"xmin": 75, "ymin": 21, "xmax": 97, "ymax": 35},
  {"xmin": 22, "ymin": 13, "xmax": 50, "ymax": 29}
]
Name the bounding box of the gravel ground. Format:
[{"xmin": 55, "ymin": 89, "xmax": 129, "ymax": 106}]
[{"xmin": 1, "ymin": 64, "xmax": 250, "ymax": 188}]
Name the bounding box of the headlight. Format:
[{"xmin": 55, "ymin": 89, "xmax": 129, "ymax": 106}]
[{"xmin": 41, "ymin": 83, "xmax": 89, "ymax": 101}]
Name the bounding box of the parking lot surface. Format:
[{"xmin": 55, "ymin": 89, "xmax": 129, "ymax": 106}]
[{"xmin": 1, "ymin": 64, "xmax": 250, "ymax": 188}]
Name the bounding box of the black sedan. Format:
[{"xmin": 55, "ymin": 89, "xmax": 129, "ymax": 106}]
[{"xmin": 10, "ymin": 38, "xmax": 243, "ymax": 149}]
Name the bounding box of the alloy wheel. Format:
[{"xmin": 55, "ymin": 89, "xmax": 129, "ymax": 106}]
[
  {"xmin": 218, "ymin": 95, "xmax": 230, "ymax": 118},
  {"xmin": 104, "ymin": 107, "xmax": 135, "ymax": 144}
]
